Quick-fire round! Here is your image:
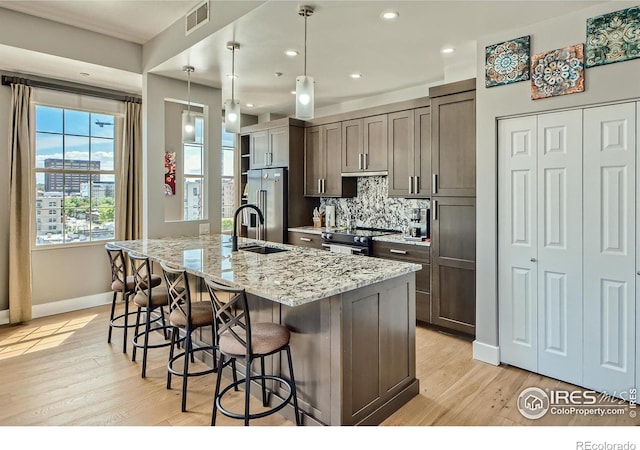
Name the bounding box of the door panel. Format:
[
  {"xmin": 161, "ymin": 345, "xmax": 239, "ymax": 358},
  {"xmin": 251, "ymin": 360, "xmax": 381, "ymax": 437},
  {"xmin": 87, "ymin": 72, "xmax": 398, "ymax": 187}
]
[
  {"xmin": 536, "ymin": 110, "xmax": 582, "ymax": 385},
  {"xmin": 304, "ymin": 126, "xmax": 322, "ymax": 196},
  {"xmin": 387, "ymin": 110, "xmax": 413, "ymax": 197},
  {"xmin": 269, "ymin": 126, "xmax": 289, "ymax": 167},
  {"xmin": 322, "ymin": 123, "xmax": 342, "ymax": 196},
  {"xmin": 498, "ymin": 116, "xmax": 538, "ymax": 371},
  {"xmin": 342, "ymin": 119, "xmax": 363, "ymax": 173},
  {"xmin": 583, "ymin": 103, "xmax": 636, "ymax": 398},
  {"xmin": 250, "ymin": 130, "xmax": 269, "ymax": 169},
  {"xmin": 415, "ymin": 107, "xmax": 431, "ymax": 197},
  {"xmin": 363, "ymin": 115, "xmax": 388, "ymax": 172}
]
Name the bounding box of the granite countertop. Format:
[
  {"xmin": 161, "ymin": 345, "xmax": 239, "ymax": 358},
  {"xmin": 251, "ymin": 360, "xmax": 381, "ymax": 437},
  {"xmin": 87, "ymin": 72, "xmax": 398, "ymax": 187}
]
[
  {"xmin": 111, "ymin": 234, "xmax": 420, "ymax": 308},
  {"xmin": 372, "ymin": 233, "xmax": 431, "ymax": 247}
]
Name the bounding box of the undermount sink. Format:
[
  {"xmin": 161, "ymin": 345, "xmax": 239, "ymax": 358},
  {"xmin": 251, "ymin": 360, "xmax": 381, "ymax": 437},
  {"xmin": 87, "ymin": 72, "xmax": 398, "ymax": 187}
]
[{"xmin": 239, "ymin": 245, "xmax": 289, "ymax": 254}]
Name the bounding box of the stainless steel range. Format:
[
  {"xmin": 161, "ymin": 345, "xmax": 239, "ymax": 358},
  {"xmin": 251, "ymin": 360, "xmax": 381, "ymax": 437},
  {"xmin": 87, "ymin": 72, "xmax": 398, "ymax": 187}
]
[{"xmin": 321, "ymin": 227, "xmax": 400, "ymax": 256}]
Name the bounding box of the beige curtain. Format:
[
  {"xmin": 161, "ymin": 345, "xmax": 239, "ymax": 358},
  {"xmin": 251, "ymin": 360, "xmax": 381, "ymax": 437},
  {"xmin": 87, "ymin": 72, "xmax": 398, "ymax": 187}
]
[
  {"xmin": 116, "ymin": 101, "xmax": 142, "ymax": 241},
  {"xmin": 8, "ymin": 84, "xmax": 33, "ymax": 323}
]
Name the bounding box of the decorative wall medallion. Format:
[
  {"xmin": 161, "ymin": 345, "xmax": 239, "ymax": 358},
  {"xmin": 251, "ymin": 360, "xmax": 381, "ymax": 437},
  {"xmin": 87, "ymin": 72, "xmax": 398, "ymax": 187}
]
[
  {"xmin": 485, "ymin": 35, "xmax": 531, "ymax": 87},
  {"xmin": 586, "ymin": 6, "xmax": 640, "ymax": 67},
  {"xmin": 531, "ymin": 44, "xmax": 585, "ymax": 100},
  {"xmin": 164, "ymin": 152, "xmax": 176, "ymax": 195}
]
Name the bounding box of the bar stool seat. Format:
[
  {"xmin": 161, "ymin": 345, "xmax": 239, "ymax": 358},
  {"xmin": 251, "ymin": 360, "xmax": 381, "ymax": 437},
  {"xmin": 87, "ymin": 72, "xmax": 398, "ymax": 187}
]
[
  {"xmin": 219, "ymin": 323, "xmax": 290, "ymax": 356},
  {"xmin": 112, "ymin": 274, "xmax": 161, "ymax": 293}
]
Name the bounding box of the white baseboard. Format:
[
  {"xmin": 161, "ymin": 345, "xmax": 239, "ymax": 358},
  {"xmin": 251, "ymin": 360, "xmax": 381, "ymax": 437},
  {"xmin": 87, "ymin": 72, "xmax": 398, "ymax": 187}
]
[
  {"xmin": 472, "ymin": 340, "xmax": 500, "ymax": 366},
  {"xmin": 0, "ymin": 292, "xmax": 112, "ymax": 325}
]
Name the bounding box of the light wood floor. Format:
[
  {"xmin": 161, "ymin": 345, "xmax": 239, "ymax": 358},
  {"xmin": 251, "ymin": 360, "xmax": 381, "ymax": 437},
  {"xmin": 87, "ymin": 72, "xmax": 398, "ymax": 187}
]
[{"xmin": 0, "ymin": 303, "xmax": 636, "ymax": 427}]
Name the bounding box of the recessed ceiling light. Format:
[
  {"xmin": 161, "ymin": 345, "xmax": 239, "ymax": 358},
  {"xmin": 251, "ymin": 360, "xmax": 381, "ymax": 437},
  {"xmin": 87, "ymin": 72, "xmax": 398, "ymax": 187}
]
[
  {"xmin": 291, "ymin": 91, "xmax": 296, "ymax": 95},
  {"xmin": 274, "ymin": 72, "xmax": 283, "ymax": 77},
  {"xmin": 441, "ymin": 47, "xmax": 455, "ymax": 54},
  {"xmin": 79, "ymin": 72, "xmax": 90, "ymax": 77},
  {"xmin": 285, "ymin": 50, "xmax": 299, "ymax": 57},
  {"xmin": 380, "ymin": 11, "xmax": 399, "ymax": 20},
  {"xmin": 226, "ymin": 74, "xmax": 238, "ymax": 79},
  {"xmin": 350, "ymin": 73, "xmax": 362, "ymax": 79},
  {"xmin": 246, "ymin": 103, "xmax": 254, "ymax": 108}
]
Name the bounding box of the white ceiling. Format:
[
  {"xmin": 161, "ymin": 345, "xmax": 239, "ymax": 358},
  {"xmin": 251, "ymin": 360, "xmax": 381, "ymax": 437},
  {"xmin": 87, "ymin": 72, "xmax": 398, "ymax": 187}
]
[{"xmin": 0, "ymin": 0, "xmax": 609, "ymax": 117}]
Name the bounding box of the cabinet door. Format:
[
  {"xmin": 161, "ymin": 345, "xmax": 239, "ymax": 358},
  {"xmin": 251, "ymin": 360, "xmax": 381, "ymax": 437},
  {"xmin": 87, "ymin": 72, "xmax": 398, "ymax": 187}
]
[
  {"xmin": 342, "ymin": 119, "xmax": 363, "ymax": 173},
  {"xmin": 431, "ymin": 91, "xmax": 475, "ymax": 196},
  {"xmin": 249, "ymin": 130, "xmax": 269, "ymax": 169},
  {"xmin": 431, "ymin": 197, "xmax": 475, "ymax": 336},
  {"xmin": 414, "ymin": 107, "xmax": 431, "ymax": 197},
  {"xmin": 269, "ymin": 126, "xmax": 289, "ymax": 167},
  {"xmin": 304, "ymin": 126, "xmax": 323, "ymax": 197},
  {"xmin": 388, "ymin": 110, "xmax": 414, "ymax": 197},
  {"xmin": 583, "ymin": 103, "xmax": 636, "ymax": 397},
  {"xmin": 363, "ymin": 115, "xmax": 388, "ymax": 172},
  {"xmin": 322, "ymin": 123, "xmax": 342, "ymax": 197}
]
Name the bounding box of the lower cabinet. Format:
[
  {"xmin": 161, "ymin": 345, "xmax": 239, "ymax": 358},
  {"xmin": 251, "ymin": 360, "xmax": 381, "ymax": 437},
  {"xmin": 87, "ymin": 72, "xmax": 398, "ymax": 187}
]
[
  {"xmin": 430, "ymin": 197, "xmax": 476, "ymax": 336},
  {"xmin": 371, "ymin": 240, "xmax": 431, "ymax": 324},
  {"xmin": 287, "ymin": 231, "xmax": 323, "ymax": 250}
]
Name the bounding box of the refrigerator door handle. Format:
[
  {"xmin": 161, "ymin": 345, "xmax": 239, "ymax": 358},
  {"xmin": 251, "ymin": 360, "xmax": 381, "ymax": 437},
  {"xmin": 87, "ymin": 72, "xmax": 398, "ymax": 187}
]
[{"xmin": 258, "ymin": 189, "xmax": 267, "ymax": 241}]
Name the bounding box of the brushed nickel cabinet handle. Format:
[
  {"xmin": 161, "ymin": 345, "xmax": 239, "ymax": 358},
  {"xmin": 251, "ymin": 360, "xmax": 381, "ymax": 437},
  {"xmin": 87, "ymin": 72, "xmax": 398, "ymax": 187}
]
[
  {"xmin": 414, "ymin": 175, "xmax": 419, "ymax": 194},
  {"xmin": 390, "ymin": 249, "xmax": 408, "ymax": 255},
  {"xmin": 317, "ymin": 178, "xmax": 321, "ymax": 194},
  {"xmin": 432, "ymin": 173, "xmax": 438, "ymax": 194},
  {"xmin": 530, "ymin": 258, "xmax": 537, "ymax": 262},
  {"xmin": 364, "ymin": 153, "xmax": 368, "ymax": 169},
  {"xmin": 300, "ymin": 237, "xmax": 311, "ymax": 242},
  {"xmin": 358, "ymin": 153, "xmax": 363, "ymax": 170},
  {"xmin": 432, "ymin": 200, "xmax": 438, "ymax": 221},
  {"xmin": 409, "ymin": 176, "xmax": 413, "ymax": 194}
]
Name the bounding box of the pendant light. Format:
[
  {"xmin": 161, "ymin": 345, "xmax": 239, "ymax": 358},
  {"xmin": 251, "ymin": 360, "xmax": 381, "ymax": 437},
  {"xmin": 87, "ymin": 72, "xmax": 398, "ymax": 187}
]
[
  {"xmin": 295, "ymin": 5, "xmax": 314, "ymax": 120},
  {"xmin": 224, "ymin": 41, "xmax": 241, "ymax": 133},
  {"xmin": 182, "ymin": 65, "xmax": 196, "ymax": 143}
]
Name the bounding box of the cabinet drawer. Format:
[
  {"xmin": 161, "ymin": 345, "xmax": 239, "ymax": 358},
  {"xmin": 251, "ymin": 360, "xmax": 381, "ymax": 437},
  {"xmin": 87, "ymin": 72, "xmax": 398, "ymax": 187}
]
[
  {"xmin": 288, "ymin": 231, "xmax": 323, "ymax": 249},
  {"xmin": 371, "ymin": 241, "xmax": 430, "ymax": 264}
]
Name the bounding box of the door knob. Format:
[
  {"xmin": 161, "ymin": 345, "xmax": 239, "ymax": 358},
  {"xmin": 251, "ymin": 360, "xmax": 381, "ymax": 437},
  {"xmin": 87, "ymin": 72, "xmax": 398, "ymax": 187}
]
[{"xmin": 530, "ymin": 258, "xmax": 537, "ymax": 262}]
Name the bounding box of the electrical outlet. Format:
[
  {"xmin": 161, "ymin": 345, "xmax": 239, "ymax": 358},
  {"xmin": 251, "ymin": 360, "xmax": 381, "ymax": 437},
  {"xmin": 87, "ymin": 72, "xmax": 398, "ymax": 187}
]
[{"xmin": 199, "ymin": 223, "xmax": 210, "ymax": 235}]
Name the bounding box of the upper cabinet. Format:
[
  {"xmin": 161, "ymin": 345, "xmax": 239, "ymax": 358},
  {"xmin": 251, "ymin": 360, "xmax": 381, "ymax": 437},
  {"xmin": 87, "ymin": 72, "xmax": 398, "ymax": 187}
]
[
  {"xmin": 341, "ymin": 115, "xmax": 388, "ymax": 175},
  {"xmin": 250, "ymin": 125, "xmax": 290, "ymax": 169},
  {"xmin": 305, "ymin": 123, "xmax": 356, "ymax": 197},
  {"xmin": 388, "ymin": 108, "xmax": 431, "ymax": 198},
  {"xmin": 430, "ymin": 79, "xmax": 476, "ymax": 197}
]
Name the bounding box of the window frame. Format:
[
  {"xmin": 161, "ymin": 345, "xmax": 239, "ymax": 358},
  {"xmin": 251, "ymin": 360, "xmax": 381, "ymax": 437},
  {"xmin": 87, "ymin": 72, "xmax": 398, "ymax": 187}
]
[
  {"xmin": 30, "ymin": 93, "xmax": 124, "ymax": 250},
  {"xmin": 182, "ymin": 114, "xmax": 207, "ymax": 221}
]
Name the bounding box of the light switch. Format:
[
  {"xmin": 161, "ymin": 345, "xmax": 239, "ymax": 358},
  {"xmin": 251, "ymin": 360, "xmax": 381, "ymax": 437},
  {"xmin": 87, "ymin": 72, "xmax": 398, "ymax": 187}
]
[{"xmin": 199, "ymin": 223, "xmax": 210, "ymax": 235}]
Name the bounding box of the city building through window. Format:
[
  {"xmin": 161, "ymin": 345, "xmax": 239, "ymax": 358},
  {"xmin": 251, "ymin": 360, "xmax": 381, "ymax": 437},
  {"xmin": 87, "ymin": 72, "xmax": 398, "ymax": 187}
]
[{"xmin": 34, "ymin": 105, "xmax": 118, "ymax": 246}]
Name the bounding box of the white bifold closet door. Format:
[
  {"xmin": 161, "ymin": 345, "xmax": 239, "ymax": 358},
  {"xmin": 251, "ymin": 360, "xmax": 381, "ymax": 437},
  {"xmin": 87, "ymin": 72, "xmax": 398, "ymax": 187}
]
[
  {"xmin": 583, "ymin": 102, "xmax": 636, "ymax": 397},
  {"xmin": 498, "ymin": 110, "xmax": 583, "ymax": 385}
]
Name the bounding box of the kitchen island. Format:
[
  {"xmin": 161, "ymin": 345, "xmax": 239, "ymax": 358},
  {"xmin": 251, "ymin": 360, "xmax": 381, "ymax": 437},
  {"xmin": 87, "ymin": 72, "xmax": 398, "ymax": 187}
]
[{"xmin": 111, "ymin": 234, "xmax": 420, "ymax": 426}]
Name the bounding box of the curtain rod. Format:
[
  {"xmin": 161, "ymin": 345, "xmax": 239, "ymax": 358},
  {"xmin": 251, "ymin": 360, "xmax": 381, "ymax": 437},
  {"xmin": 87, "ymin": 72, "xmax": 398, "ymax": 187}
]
[{"xmin": 1, "ymin": 74, "xmax": 142, "ymax": 104}]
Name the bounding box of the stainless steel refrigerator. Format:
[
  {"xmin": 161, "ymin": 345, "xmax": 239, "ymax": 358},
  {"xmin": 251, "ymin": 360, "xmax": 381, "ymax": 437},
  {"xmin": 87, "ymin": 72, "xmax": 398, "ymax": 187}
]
[{"xmin": 245, "ymin": 168, "xmax": 288, "ymax": 243}]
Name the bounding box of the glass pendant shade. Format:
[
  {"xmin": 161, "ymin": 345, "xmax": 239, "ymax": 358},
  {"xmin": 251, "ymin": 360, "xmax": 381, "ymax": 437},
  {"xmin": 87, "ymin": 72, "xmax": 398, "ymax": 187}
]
[
  {"xmin": 295, "ymin": 75, "xmax": 314, "ymax": 120},
  {"xmin": 224, "ymin": 99, "xmax": 241, "ymax": 133},
  {"xmin": 182, "ymin": 110, "xmax": 196, "ymax": 143}
]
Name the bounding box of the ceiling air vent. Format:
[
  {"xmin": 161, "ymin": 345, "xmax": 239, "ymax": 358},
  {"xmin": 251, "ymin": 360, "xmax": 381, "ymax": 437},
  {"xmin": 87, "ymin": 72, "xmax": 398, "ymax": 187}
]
[{"xmin": 185, "ymin": 1, "xmax": 210, "ymax": 35}]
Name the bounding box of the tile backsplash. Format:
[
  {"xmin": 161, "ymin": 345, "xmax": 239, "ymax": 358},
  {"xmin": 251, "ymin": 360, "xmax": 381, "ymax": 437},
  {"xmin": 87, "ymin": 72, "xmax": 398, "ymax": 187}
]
[{"xmin": 320, "ymin": 176, "xmax": 429, "ymax": 232}]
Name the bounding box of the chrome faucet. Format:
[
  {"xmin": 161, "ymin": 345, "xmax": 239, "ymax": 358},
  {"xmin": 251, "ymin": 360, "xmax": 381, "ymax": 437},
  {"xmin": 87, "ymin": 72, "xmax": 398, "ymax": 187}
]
[{"xmin": 232, "ymin": 204, "xmax": 264, "ymax": 251}]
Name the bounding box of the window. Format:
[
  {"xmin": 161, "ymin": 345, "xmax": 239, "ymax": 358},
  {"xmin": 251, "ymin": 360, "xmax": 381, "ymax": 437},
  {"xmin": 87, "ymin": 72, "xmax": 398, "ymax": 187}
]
[
  {"xmin": 221, "ymin": 126, "xmax": 235, "ymax": 232},
  {"xmin": 183, "ymin": 117, "xmax": 205, "ymax": 221},
  {"xmin": 34, "ymin": 105, "xmax": 118, "ymax": 246}
]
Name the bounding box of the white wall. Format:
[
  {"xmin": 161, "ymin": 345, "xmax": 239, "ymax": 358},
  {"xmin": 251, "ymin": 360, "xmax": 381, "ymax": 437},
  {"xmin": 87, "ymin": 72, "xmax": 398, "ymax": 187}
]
[
  {"xmin": 474, "ymin": 0, "xmax": 640, "ymax": 363},
  {"xmin": 0, "ymin": 8, "xmax": 141, "ymax": 74},
  {"xmin": 143, "ymin": 72, "xmax": 222, "ymax": 238}
]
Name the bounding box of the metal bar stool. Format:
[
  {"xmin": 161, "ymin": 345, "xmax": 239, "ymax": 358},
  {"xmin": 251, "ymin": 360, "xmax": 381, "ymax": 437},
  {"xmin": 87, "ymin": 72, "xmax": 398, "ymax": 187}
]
[
  {"xmin": 161, "ymin": 263, "xmax": 238, "ymax": 412},
  {"xmin": 105, "ymin": 244, "xmax": 161, "ymax": 353},
  {"xmin": 205, "ymin": 278, "xmax": 301, "ymax": 426},
  {"xmin": 128, "ymin": 252, "xmax": 172, "ymax": 378}
]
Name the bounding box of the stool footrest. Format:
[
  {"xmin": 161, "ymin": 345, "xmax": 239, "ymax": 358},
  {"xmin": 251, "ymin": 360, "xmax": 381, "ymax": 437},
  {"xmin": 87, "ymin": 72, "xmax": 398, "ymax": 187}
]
[
  {"xmin": 109, "ymin": 310, "xmax": 145, "ymax": 329},
  {"xmin": 168, "ymin": 346, "xmax": 218, "ymax": 378},
  {"xmin": 215, "ymin": 374, "xmax": 294, "ymax": 421},
  {"xmin": 131, "ymin": 325, "xmax": 174, "ymax": 350}
]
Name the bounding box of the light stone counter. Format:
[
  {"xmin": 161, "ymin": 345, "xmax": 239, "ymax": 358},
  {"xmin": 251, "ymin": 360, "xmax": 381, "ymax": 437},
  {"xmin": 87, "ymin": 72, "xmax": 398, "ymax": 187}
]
[
  {"xmin": 111, "ymin": 234, "xmax": 420, "ymax": 308},
  {"xmin": 372, "ymin": 233, "xmax": 431, "ymax": 247}
]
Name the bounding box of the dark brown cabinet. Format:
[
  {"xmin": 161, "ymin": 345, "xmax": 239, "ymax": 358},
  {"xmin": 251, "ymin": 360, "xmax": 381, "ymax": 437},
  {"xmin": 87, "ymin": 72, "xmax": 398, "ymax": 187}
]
[
  {"xmin": 372, "ymin": 240, "xmax": 431, "ymax": 324},
  {"xmin": 430, "ymin": 197, "xmax": 475, "ymax": 336},
  {"xmin": 341, "ymin": 115, "xmax": 388, "ymax": 174},
  {"xmin": 387, "ymin": 107, "xmax": 431, "ymax": 198},
  {"xmin": 287, "ymin": 231, "xmax": 323, "ymax": 250},
  {"xmin": 430, "ymin": 81, "xmax": 476, "ymax": 197},
  {"xmin": 250, "ymin": 126, "xmax": 289, "ymax": 169},
  {"xmin": 305, "ymin": 123, "xmax": 356, "ymax": 198}
]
